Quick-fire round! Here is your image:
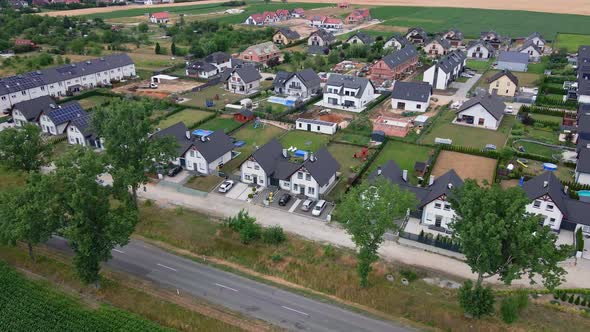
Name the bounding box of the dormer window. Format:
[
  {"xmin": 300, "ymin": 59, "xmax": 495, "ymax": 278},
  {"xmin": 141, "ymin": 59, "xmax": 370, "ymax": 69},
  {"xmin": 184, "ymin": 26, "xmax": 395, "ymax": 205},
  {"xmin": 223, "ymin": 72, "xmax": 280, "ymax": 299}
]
[
  {"xmin": 533, "ymin": 200, "xmax": 541, "ymax": 208},
  {"xmin": 434, "ymin": 203, "xmax": 442, "ymax": 209},
  {"xmin": 546, "ymin": 204, "xmax": 554, "ymax": 212}
]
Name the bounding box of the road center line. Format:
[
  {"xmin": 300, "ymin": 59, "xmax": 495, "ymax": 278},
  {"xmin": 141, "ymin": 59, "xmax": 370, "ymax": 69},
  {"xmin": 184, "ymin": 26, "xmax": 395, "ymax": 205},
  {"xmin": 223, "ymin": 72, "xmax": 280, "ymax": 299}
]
[
  {"xmin": 112, "ymin": 249, "xmax": 125, "ymax": 254},
  {"xmin": 214, "ymin": 283, "xmax": 239, "ymax": 292},
  {"xmin": 157, "ymin": 263, "xmax": 177, "ymax": 272},
  {"xmin": 281, "ymin": 305, "xmax": 309, "ymax": 316}
]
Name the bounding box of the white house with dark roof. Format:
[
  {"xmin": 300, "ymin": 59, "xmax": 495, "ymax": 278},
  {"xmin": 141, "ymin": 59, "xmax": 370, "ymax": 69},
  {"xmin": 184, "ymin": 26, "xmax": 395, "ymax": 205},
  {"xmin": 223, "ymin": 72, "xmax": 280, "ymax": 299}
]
[
  {"xmin": 346, "ymin": 32, "xmax": 374, "ymax": 45},
  {"xmin": 11, "ymin": 95, "xmax": 55, "ymax": 127},
  {"xmin": 405, "ymin": 27, "xmax": 428, "ymax": 45},
  {"xmin": 454, "ymin": 94, "xmax": 506, "ymax": 130},
  {"xmin": 151, "ymin": 122, "xmax": 234, "ymax": 175},
  {"xmin": 369, "ymin": 160, "xmax": 464, "ymax": 231},
  {"xmin": 391, "ymin": 81, "xmax": 431, "ymax": 112},
  {"xmin": 38, "ymin": 101, "xmax": 86, "ymax": 136},
  {"xmin": 383, "ymin": 34, "xmax": 408, "ymax": 51},
  {"xmin": 524, "ymin": 32, "xmax": 546, "ymax": 52},
  {"xmin": 466, "ymin": 40, "xmax": 495, "ymax": 59},
  {"xmin": 220, "ymin": 65, "xmax": 262, "ymax": 95},
  {"xmin": 497, "ymin": 51, "xmax": 529, "ymax": 72},
  {"xmin": 422, "ymin": 50, "xmax": 466, "ymax": 90},
  {"xmin": 322, "ymin": 74, "xmax": 377, "ymax": 112},
  {"xmin": 441, "ymin": 29, "xmax": 464, "ymax": 48},
  {"xmin": 186, "ymin": 52, "xmax": 233, "ymax": 79},
  {"xmin": 518, "ymin": 40, "xmax": 542, "ymax": 62},
  {"xmin": 0, "ymin": 54, "xmax": 135, "ymax": 111},
  {"xmin": 295, "ymin": 118, "xmax": 338, "ymax": 135},
  {"xmin": 272, "ymin": 68, "xmax": 321, "ymax": 99},
  {"xmin": 65, "ymin": 112, "xmax": 104, "ymax": 150},
  {"xmin": 240, "ymin": 139, "xmax": 340, "ymax": 199},
  {"xmin": 424, "ymin": 38, "xmax": 451, "ymax": 58}
]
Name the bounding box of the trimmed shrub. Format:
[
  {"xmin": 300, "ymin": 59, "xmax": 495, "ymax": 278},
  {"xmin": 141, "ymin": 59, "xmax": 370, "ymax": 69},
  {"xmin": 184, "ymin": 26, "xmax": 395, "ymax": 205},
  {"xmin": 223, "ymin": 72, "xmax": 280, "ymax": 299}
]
[
  {"xmin": 576, "ymin": 228, "xmax": 585, "ymax": 252},
  {"xmin": 262, "ymin": 226, "xmax": 286, "ymax": 245},
  {"xmin": 458, "ymin": 280, "xmax": 495, "ymax": 318},
  {"xmin": 501, "ymin": 296, "xmax": 520, "ymax": 324},
  {"xmin": 239, "ymin": 220, "xmax": 261, "ymax": 244},
  {"xmin": 561, "ymin": 292, "xmax": 568, "ymax": 301},
  {"xmin": 270, "ymin": 253, "xmax": 283, "ymax": 262},
  {"xmin": 569, "ymin": 294, "xmax": 575, "ymax": 303},
  {"xmin": 575, "ymin": 296, "xmax": 581, "ymax": 305}
]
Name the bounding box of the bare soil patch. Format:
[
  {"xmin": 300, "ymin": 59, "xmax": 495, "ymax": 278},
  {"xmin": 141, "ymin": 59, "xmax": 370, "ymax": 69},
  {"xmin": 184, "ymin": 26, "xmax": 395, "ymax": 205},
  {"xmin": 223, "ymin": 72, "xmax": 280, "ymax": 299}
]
[
  {"xmin": 113, "ymin": 79, "xmax": 202, "ymax": 99},
  {"xmin": 432, "ymin": 150, "xmax": 496, "ymax": 184}
]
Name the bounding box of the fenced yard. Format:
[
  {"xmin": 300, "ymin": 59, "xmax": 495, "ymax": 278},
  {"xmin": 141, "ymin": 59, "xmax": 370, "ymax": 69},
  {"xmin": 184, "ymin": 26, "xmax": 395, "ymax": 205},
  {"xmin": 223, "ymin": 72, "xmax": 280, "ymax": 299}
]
[
  {"xmin": 279, "ymin": 130, "xmax": 332, "ymax": 153},
  {"xmin": 431, "ymin": 151, "xmax": 496, "ymax": 184},
  {"xmin": 367, "ymin": 141, "xmax": 435, "ymax": 185},
  {"xmin": 181, "ymin": 85, "xmax": 245, "ymax": 111},
  {"xmin": 197, "ymin": 115, "xmax": 242, "ymax": 133},
  {"xmin": 232, "ymin": 123, "xmax": 286, "ymax": 146}
]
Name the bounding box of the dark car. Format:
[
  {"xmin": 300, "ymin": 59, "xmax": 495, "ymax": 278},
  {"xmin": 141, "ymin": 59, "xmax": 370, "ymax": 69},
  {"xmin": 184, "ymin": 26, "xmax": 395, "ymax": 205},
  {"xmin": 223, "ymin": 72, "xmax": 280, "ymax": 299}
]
[
  {"xmin": 278, "ymin": 193, "xmax": 292, "ymax": 206},
  {"xmin": 167, "ymin": 165, "xmax": 182, "ymax": 177}
]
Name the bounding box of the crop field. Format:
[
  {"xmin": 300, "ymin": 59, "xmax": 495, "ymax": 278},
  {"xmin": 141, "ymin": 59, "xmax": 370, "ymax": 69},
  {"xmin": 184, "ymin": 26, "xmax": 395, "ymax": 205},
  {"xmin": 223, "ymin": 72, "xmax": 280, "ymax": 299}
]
[
  {"xmin": 554, "ymin": 33, "xmax": 590, "ymax": 53},
  {"xmin": 371, "ymin": 6, "xmax": 590, "ymax": 39},
  {"xmin": 84, "ymin": 3, "xmax": 228, "ymax": 19},
  {"xmin": 0, "ymin": 262, "xmax": 170, "ymax": 332}
]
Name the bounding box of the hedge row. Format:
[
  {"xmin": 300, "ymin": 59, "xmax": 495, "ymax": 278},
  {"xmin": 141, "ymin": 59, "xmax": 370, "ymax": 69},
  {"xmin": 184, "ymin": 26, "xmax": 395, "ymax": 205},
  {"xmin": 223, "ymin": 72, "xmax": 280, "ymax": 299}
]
[
  {"xmin": 543, "ymin": 75, "xmax": 576, "ymax": 84},
  {"xmin": 535, "ymin": 96, "xmax": 578, "ymax": 110},
  {"xmin": 519, "ymin": 105, "xmax": 565, "ymax": 117},
  {"xmin": 351, "ymin": 140, "xmax": 387, "ymax": 185}
]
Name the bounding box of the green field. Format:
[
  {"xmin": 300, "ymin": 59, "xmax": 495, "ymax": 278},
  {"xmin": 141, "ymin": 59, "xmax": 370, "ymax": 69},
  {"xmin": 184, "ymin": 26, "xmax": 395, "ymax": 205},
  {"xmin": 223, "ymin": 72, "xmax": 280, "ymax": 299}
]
[
  {"xmin": 420, "ymin": 111, "xmax": 516, "ymax": 149},
  {"xmin": 466, "ymin": 59, "xmax": 493, "ymax": 73},
  {"xmin": 371, "ymin": 6, "xmax": 590, "ymax": 39},
  {"xmin": 529, "ymin": 113, "xmax": 563, "ymax": 124},
  {"xmin": 0, "ymin": 262, "xmax": 170, "ymax": 332},
  {"xmin": 554, "ymin": 33, "xmax": 590, "ymax": 53},
  {"xmin": 279, "ymin": 130, "xmax": 332, "ymax": 152},
  {"xmin": 232, "ymin": 123, "xmax": 286, "ymax": 146},
  {"xmin": 181, "ymin": 85, "xmax": 244, "ymax": 110},
  {"xmin": 198, "ymin": 116, "xmax": 242, "ymax": 133},
  {"xmin": 515, "ymin": 141, "xmax": 562, "ymax": 159},
  {"xmin": 368, "ymin": 141, "xmax": 434, "ymax": 185},
  {"xmin": 85, "ymin": 3, "xmax": 227, "ymax": 19},
  {"xmin": 157, "ymin": 109, "xmax": 214, "ymax": 129}
]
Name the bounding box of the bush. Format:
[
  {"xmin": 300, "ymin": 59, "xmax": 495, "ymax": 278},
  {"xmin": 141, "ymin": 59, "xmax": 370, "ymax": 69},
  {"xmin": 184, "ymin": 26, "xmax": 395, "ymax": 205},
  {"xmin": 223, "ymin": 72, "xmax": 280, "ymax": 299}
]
[
  {"xmin": 501, "ymin": 296, "xmax": 520, "ymax": 324},
  {"xmin": 400, "ymin": 269, "xmax": 418, "ymax": 282},
  {"xmin": 458, "ymin": 280, "xmax": 495, "ymax": 318},
  {"xmin": 576, "ymin": 228, "xmax": 585, "ymax": 252},
  {"xmin": 582, "ymin": 299, "xmax": 588, "ymax": 307},
  {"xmin": 575, "ymin": 296, "xmax": 581, "ymax": 305},
  {"xmin": 569, "ymin": 294, "xmax": 575, "ymax": 303},
  {"xmin": 270, "ymin": 253, "xmax": 283, "ymax": 262},
  {"xmin": 239, "ymin": 220, "xmax": 261, "ymax": 244},
  {"xmin": 561, "ymin": 292, "xmax": 568, "ymax": 301},
  {"xmin": 262, "ymin": 226, "xmax": 286, "ymax": 245},
  {"xmin": 143, "ymin": 199, "xmax": 153, "ymax": 207}
]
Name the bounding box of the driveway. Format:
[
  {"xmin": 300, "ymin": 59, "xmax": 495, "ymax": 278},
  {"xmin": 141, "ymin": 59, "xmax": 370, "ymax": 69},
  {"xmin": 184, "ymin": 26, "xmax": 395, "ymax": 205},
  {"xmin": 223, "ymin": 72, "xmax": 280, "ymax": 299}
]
[
  {"xmin": 163, "ymin": 170, "xmax": 191, "ymax": 184},
  {"xmin": 432, "ymin": 74, "xmax": 481, "ymax": 106},
  {"xmin": 224, "ymin": 182, "xmax": 251, "ymax": 200}
]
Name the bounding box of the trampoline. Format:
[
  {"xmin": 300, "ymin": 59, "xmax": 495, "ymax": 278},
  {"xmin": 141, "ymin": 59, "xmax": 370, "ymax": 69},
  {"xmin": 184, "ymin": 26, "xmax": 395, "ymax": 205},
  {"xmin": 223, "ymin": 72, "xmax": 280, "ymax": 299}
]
[
  {"xmin": 543, "ymin": 163, "xmax": 558, "ymax": 171},
  {"xmin": 192, "ymin": 129, "xmax": 213, "ymax": 137}
]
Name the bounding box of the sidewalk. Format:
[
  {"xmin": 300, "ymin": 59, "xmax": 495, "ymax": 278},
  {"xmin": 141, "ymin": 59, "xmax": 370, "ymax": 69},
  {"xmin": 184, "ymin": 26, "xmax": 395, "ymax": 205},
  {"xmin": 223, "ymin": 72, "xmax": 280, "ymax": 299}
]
[{"xmin": 139, "ymin": 181, "xmax": 590, "ymax": 288}]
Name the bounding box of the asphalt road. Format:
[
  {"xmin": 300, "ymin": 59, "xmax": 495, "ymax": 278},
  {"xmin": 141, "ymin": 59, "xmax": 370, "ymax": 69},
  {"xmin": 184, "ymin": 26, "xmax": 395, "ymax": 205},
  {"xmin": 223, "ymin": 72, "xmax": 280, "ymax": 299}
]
[{"xmin": 46, "ymin": 237, "xmax": 412, "ymax": 332}]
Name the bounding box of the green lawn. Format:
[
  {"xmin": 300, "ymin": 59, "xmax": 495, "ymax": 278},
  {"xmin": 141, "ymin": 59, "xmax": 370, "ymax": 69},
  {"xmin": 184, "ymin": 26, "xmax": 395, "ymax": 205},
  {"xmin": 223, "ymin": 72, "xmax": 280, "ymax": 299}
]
[
  {"xmin": 420, "ymin": 110, "xmax": 516, "ymax": 149},
  {"xmin": 368, "ymin": 141, "xmax": 434, "ymax": 185},
  {"xmin": 185, "ymin": 175, "xmax": 224, "ymax": 192},
  {"xmin": 76, "ymin": 95, "xmax": 119, "ymax": 110},
  {"xmin": 554, "ymin": 33, "xmax": 590, "ymax": 53},
  {"xmin": 524, "ymin": 126, "xmax": 559, "ymax": 143},
  {"xmin": 530, "ymin": 113, "xmax": 563, "ymax": 124},
  {"xmin": 181, "ymin": 85, "xmax": 244, "ymax": 111},
  {"xmin": 515, "ymin": 141, "xmax": 561, "ymax": 159},
  {"xmin": 333, "ymin": 131, "xmax": 371, "ymax": 146},
  {"xmin": 256, "ymin": 99, "xmax": 289, "ymax": 115},
  {"xmin": 157, "ymin": 109, "xmax": 213, "ymax": 129},
  {"xmin": 371, "ymin": 6, "xmax": 590, "ymax": 38},
  {"xmin": 466, "ymin": 59, "xmax": 493, "ymax": 73},
  {"xmin": 527, "ymin": 57, "xmax": 548, "ymax": 74},
  {"xmin": 279, "ymin": 130, "xmax": 332, "ymax": 152},
  {"xmin": 324, "ymin": 143, "xmax": 369, "ymax": 201},
  {"xmin": 198, "ymin": 116, "xmax": 242, "ymax": 133},
  {"xmin": 476, "ymin": 70, "xmax": 542, "ymax": 89},
  {"xmin": 232, "ymin": 123, "xmax": 286, "ymax": 146},
  {"xmin": 0, "ymin": 167, "xmax": 26, "ymax": 191}
]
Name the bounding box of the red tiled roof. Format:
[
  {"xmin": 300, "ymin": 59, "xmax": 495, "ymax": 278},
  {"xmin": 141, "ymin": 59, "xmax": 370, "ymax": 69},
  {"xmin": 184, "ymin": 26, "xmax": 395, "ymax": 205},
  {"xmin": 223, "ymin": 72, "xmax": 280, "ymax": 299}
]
[
  {"xmin": 324, "ymin": 17, "xmax": 343, "ymax": 24},
  {"xmin": 151, "ymin": 12, "xmax": 169, "ymax": 19}
]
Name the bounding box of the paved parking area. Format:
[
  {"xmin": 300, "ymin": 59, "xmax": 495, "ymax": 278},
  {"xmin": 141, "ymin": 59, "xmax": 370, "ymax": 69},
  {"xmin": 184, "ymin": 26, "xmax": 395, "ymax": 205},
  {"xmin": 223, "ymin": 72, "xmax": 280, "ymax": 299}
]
[
  {"xmin": 163, "ymin": 170, "xmax": 191, "ymax": 184},
  {"xmin": 268, "ymin": 190, "xmax": 335, "ymax": 221},
  {"xmin": 224, "ymin": 182, "xmax": 251, "ymax": 200}
]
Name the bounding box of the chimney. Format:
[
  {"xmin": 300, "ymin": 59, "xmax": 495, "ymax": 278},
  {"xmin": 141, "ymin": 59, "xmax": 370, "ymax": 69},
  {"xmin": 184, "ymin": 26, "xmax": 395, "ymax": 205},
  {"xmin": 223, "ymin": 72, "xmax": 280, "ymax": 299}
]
[
  {"xmin": 543, "ymin": 181, "xmax": 548, "ymax": 188},
  {"xmin": 309, "ymin": 153, "xmax": 315, "ymax": 162},
  {"xmin": 429, "ymin": 175, "xmax": 435, "ymax": 186},
  {"xmin": 282, "ymin": 148, "xmax": 288, "ymax": 158},
  {"xmin": 447, "ymin": 183, "xmax": 453, "ymax": 189},
  {"xmin": 185, "ymin": 130, "xmax": 190, "ymax": 140},
  {"xmin": 377, "ymin": 166, "xmax": 382, "ymax": 176},
  {"xmin": 402, "ymin": 169, "xmax": 408, "ymax": 182}
]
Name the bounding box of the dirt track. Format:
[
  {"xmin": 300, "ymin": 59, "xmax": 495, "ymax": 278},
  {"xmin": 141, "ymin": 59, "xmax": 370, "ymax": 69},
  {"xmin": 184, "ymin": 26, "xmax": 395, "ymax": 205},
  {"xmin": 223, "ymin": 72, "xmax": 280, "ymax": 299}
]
[{"xmin": 38, "ymin": 0, "xmax": 590, "ymax": 17}]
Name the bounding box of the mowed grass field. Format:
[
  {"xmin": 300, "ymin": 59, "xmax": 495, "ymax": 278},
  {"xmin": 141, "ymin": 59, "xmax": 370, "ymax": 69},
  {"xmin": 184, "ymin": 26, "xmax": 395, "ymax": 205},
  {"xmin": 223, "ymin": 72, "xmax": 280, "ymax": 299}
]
[
  {"xmin": 368, "ymin": 141, "xmax": 434, "ymax": 185},
  {"xmin": 279, "ymin": 130, "xmax": 332, "ymax": 152},
  {"xmin": 554, "ymin": 33, "xmax": 590, "ymax": 52},
  {"xmin": 157, "ymin": 109, "xmax": 214, "ymax": 129},
  {"xmin": 371, "ymin": 6, "xmax": 590, "ymax": 39}
]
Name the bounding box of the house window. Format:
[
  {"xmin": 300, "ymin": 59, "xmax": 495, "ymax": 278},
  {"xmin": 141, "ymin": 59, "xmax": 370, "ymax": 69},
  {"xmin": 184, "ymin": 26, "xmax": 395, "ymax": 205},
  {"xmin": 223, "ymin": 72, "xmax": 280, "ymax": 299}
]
[
  {"xmin": 548, "ymin": 218, "xmax": 556, "ymax": 227},
  {"xmin": 308, "ymin": 187, "xmax": 315, "ymax": 195},
  {"xmin": 41, "ymin": 86, "xmax": 45, "ymax": 91},
  {"xmin": 533, "ymin": 200, "xmax": 541, "ymax": 208},
  {"xmin": 21, "ymin": 91, "xmax": 26, "ymax": 96},
  {"xmin": 546, "ymin": 204, "xmax": 554, "ymax": 211},
  {"xmin": 478, "ymin": 118, "xmax": 485, "ymax": 126},
  {"xmin": 317, "ymin": 126, "xmax": 320, "ymax": 130},
  {"xmin": 444, "ymin": 204, "xmax": 451, "ymax": 211},
  {"xmin": 254, "ymin": 165, "xmax": 260, "ymax": 170},
  {"xmin": 416, "ymin": 104, "xmax": 422, "ymax": 109},
  {"xmin": 306, "ymin": 174, "xmax": 311, "ymax": 181},
  {"xmin": 1, "ymin": 96, "xmax": 5, "ymax": 100},
  {"xmin": 434, "ymin": 203, "xmax": 442, "ymax": 209},
  {"xmin": 298, "ymin": 172, "xmax": 303, "ymax": 179},
  {"xmin": 244, "ymin": 174, "xmax": 251, "ymax": 180}
]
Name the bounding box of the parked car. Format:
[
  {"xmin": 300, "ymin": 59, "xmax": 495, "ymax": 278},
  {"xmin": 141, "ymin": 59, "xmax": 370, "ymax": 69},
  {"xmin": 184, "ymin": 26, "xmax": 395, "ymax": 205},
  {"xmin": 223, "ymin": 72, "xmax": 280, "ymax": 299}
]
[
  {"xmin": 312, "ymin": 200, "xmax": 327, "ymax": 217},
  {"xmin": 301, "ymin": 199, "xmax": 315, "ymax": 212},
  {"xmin": 278, "ymin": 193, "xmax": 292, "ymax": 206},
  {"xmin": 218, "ymin": 180, "xmax": 234, "ymax": 193},
  {"xmin": 450, "ymin": 101, "xmax": 462, "ymax": 110},
  {"xmin": 485, "ymin": 144, "xmax": 497, "ymax": 151},
  {"xmin": 167, "ymin": 165, "xmax": 182, "ymax": 177},
  {"xmin": 505, "ymin": 105, "xmax": 514, "ymax": 114}
]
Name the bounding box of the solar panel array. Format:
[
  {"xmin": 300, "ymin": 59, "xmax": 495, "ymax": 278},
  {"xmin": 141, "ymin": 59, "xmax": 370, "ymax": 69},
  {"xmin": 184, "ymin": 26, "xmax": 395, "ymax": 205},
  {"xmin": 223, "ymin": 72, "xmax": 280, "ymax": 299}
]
[{"xmin": 46, "ymin": 102, "xmax": 87, "ymax": 125}]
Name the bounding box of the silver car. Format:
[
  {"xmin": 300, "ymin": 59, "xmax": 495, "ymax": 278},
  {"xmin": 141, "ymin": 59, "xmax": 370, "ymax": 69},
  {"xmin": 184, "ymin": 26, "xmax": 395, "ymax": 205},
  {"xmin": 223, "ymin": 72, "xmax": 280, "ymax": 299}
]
[
  {"xmin": 301, "ymin": 199, "xmax": 315, "ymax": 212},
  {"xmin": 218, "ymin": 180, "xmax": 234, "ymax": 193}
]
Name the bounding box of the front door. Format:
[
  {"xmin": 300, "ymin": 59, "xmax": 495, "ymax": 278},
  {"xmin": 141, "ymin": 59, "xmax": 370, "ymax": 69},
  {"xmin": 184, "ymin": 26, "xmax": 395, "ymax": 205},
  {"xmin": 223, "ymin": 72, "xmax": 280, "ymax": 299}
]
[
  {"xmin": 252, "ymin": 176, "xmax": 258, "ymax": 185},
  {"xmin": 307, "ymin": 124, "xmax": 312, "ymax": 131},
  {"xmin": 435, "ymin": 215, "xmax": 442, "ymax": 228},
  {"xmin": 397, "ymin": 102, "xmax": 406, "ymax": 110}
]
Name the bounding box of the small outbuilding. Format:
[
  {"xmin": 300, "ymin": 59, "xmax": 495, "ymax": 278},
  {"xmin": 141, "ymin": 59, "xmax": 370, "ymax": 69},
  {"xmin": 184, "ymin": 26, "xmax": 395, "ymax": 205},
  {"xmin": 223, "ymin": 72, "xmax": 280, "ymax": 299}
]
[
  {"xmin": 371, "ymin": 130, "xmax": 386, "ymax": 143},
  {"xmin": 295, "ymin": 118, "xmax": 338, "ymax": 135},
  {"xmin": 234, "ymin": 109, "xmax": 255, "ymax": 123}
]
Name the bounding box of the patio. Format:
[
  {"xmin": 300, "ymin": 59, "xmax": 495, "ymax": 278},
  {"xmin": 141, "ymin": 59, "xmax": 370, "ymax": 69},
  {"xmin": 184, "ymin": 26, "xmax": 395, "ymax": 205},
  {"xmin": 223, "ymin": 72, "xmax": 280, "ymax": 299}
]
[{"xmin": 403, "ymin": 217, "xmax": 452, "ymax": 238}]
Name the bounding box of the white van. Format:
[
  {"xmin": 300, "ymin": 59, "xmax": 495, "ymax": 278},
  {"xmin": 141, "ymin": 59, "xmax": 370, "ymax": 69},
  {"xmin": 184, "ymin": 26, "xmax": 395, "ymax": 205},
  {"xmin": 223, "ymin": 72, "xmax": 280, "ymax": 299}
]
[{"xmin": 312, "ymin": 200, "xmax": 327, "ymax": 217}]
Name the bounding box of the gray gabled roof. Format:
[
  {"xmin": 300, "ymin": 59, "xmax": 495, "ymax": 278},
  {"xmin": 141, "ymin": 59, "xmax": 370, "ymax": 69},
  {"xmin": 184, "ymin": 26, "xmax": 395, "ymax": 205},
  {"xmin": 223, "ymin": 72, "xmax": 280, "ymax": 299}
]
[
  {"xmin": 186, "ymin": 60, "xmax": 216, "ymax": 73},
  {"xmin": 406, "ymin": 27, "xmax": 427, "ymax": 39},
  {"xmin": 498, "ymin": 51, "xmax": 529, "ymax": 64},
  {"xmin": 456, "ymin": 94, "xmax": 506, "ymax": 121},
  {"xmin": 443, "ymin": 28, "xmax": 463, "ymax": 40},
  {"xmin": 204, "ymin": 52, "xmax": 231, "ymax": 65},
  {"xmin": 428, "ymin": 37, "xmax": 451, "ymax": 49},
  {"xmin": 299, "ymin": 147, "xmax": 340, "ymax": 186},
  {"xmin": 368, "ymin": 160, "xmax": 429, "ymax": 202},
  {"xmin": 419, "ymin": 169, "xmax": 464, "ymax": 208},
  {"xmin": 518, "ymin": 40, "xmax": 542, "ymax": 54},
  {"xmin": 391, "ymin": 81, "xmax": 431, "ymax": 103},
  {"xmin": 221, "ymin": 65, "xmax": 262, "ymax": 84},
  {"xmin": 152, "ymin": 121, "xmax": 192, "ymax": 157},
  {"xmin": 487, "ymin": 70, "xmax": 519, "ymax": 86},
  {"xmin": 325, "ymin": 73, "xmax": 373, "ymax": 97},
  {"xmin": 273, "ymin": 71, "xmax": 291, "ymax": 88},
  {"xmin": 525, "ymin": 32, "xmax": 544, "ymax": 42},
  {"xmin": 249, "ymin": 139, "xmax": 286, "ymax": 175},
  {"xmin": 273, "ymin": 68, "xmax": 320, "ymax": 90},
  {"xmin": 466, "ymin": 40, "xmax": 495, "ymax": 53},
  {"xmin": 0, "ymin": 54, "xmax": 133, "ymax": 96},
  {"xmin": 385, "ymin": 34, "xmax": 408, "ymax": 47},
  {"xmin": 191, "ymin": 130, "xmax": 234, "ymax": 162},
  {"xmin": 577, "ymin": 149, "xmax": 590, "ymax": 174},
  {"xmin": 436, "ymin": 50, "xmax": 466, "ymax": 74},
  {"xmin": 12, "ymin": 95, "xmax": 56, "ymax": 121},
  {"xmin": 276, "ymin": 28, "xmax": 301, "ymax": 40},
  {"xmin": 578, "ymin": 46, "xmax": 590, "ymax": 97},
  {"xmin": 381, "ymin": 44, "xmax": 418, "ymax": 69},
  {"xmin": 310, "ymin": 29, "xmax": 335, "ymax": 43},
  {"xmin": 66, "ymin": 113, "xmax": 95, "ymax": 139},
  {"xmin": 347, "ymin": 31, "xmax": 374, "ymax": 45}
]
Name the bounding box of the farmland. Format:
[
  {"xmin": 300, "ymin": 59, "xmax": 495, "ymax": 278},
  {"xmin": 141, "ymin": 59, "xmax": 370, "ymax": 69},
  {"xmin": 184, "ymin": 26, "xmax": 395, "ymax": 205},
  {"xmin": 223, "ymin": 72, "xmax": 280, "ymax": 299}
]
[
  {"xmin": 0, "ymin": 262, "xmax": 171, "ymax": 332},
  {"xmin": 554, "ymin": 33, "xmax": 590, "ymax": 53}
]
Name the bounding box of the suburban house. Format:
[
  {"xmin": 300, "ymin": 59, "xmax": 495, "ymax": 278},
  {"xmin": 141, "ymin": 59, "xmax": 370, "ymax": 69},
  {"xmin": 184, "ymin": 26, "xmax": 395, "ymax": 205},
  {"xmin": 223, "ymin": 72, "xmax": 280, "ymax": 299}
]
[
  {"xmin": 149, "ymin": 12, "xmax": 169, "ymax": 24},
  {"xmin": 65, "ymin": 112, "xmax": 104, "ymax": 150},
  {"xmin": 323, "ymin": 74, "xmax": 377, "ymax": 112},
  {"xmin": 238, "ymin": 42, "xmax": 282, "ymax": 65},
  {"xmin": 454, "ymin": 94, "xmax": 506, "ymax": 130},
  {"xmin": 576, "ymin": 46, "xmax": 590, "ymax": 104},
  {"xmin": 38, "ymin": 101, "xmax": 86, "ymax": 136},
  {"xmin": 575, "ymin": 107, "xmax": 590, "ymax": 185},
  {"xmin": 240, "ymin": 139, "xmax": 340, "ymax": 200},
  {"xmin": 221, "ymin": 65, "xmax": 262, "ymax": 95},
  {"xmin": 524, "ymin": 32, "xmax": 546, "ymax": 52},
  {"xmin": 0, "ymin": 54, "xmax": 135, "ymax": 111},
  {"xmin": 204, "ymin": 52, "xmax": 232, "ymax": 71},
  {"xmin": 185, "ymin": 52, "xmax": 233, "ymax": 79},
  {"xmin": 369, "ymin": 44, "xmax": 419, "ymax": 84},
  {"xmin": 272, "ymin": 68, "xmax": 321, "ymax": 99},
  {"xmin": 383, "ymin": 34, "xmax": 408, "ymax": 51},
  {"xmin": 496, "ymin": 51, "xmax": 529, "ymax": 72},
  {"xmin": 522, "ymin": 171, "xmax": 590, "ymax": 233},
  {"xmin": 291, "ymin": 8, "xmax": 305, "ymax": 18},
  {"xmin": 244, "ymin": 10, "xmax": 286, "ymax": 25},
  {"xmin": 152, "ymin": 122, "xmax": 234, "ymax": 175},
  {"xmin": 405, "ymin": 27, "xmax": 428, "ymax": 45},
  {"xmin": 309, "ymin": 15, "xmax": 327, "ymax": 27},
  {"xmin": 487, "ymin": 70, "xmax": 519, "ymax": 97},
  {"xmin": 345, "ymin": 8, "xmax": 371, "ymax": 24},
  {"xmin": 518, "ymin": 40, "xmax": 542, "ymax": 62},
  {"xmin": 369, "ymin": 160, "xmax": 464, "ymax": 232},
  {"xmin": 11, "ymin": 95, "xmax": 56, "ymax": 127},
  {"xmin": 391, "ymin": 81, "xmax": 432, "ymax": 112},
  {"xmin": 346, "ymin": 32, "xmax": 375, "ymax": 45},
  {"xmin": 276, "ymin": 9, "xmax": 290, "ymax": 21},
  {"xmin": 424, "ymin": 38, "xmax": 451, "ymax": 58},
  {"xmin": 466, "ymin": 40, "xmax": 495, "ymax": 59},
  {"xmin": 308, "ymin": 29, "xmax": 336, "ymax": 55},
  {"xmin": 273, "ymin": 28, "xmax": 301, "ymax": 45},
  {"xmin": 321, "ymin": 17, "xmax": 343, "ymax": 30},
  {"xmin": 441, "ymin": 29, "xmax": 464, "ymax": 48},
  {"xmin": 295, "ymin": 118, "xmax": 338, "ymax": 135},
  {"xmin": 244, "ymin": 13, "xmax": 265, "ymax": 25},
  {"xmin": 480, "ymin": 31, "xmax": 507, "ymax": 50},
  {"xmin": 233, "ymin": 108, "xmax": 255, "ymax": 123},
  {"xmin": 422, "ymin": 50, "xmax": 466, "ymax": 90}
]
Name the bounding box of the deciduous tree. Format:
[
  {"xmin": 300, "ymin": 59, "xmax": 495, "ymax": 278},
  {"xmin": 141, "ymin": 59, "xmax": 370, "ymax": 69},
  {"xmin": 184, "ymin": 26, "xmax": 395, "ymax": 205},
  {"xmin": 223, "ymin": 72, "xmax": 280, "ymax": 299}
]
[
  {"xmin": 338, "ymin": 178, "xmax": 417, "ymax": 287},
  {"xmin": 0, "ymin": 124, "xmax": 53, "ymax": 173}
]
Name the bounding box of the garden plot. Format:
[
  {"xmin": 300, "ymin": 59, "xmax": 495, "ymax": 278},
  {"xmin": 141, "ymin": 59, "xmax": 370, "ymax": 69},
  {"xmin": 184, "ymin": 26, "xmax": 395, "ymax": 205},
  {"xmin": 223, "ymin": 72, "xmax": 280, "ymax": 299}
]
[{"xmin": 431, "ymin": 151, "xmax": 496, "ymax": 184}]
